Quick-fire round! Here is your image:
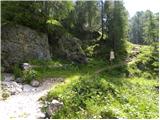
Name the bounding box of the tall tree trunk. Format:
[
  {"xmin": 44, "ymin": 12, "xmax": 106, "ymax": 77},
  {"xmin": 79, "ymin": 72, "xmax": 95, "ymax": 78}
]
[{"xmin": 101, "ymin": 0, "xmax": 104, "ymax": 40}]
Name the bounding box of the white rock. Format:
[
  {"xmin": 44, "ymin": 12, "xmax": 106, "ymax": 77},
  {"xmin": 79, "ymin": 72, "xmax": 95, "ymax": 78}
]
[
  {"xmin": 16, "ymin": 87, "xmax": 23, "ymax": 93},
  {"xmin": 30, "ymin": 80, "xmax": 40, "ymax": 87},
  {"xmin": 2, "ymin": 81, "xmax": 23, "ymax": 95},
  {"xmin": 23, "ymin": 84, "xmax": 35, "ymax": 92},
  {"xmin": 22, "ymin": 63, "xmax": 32, "ymax": 70},
  {"xmin": 51, "ymin": 100, "xmax": 62, "ymax": 104}
]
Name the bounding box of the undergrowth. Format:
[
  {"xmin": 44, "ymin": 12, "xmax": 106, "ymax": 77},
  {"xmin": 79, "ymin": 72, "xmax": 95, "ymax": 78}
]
[
  {"xmin": 36, "ymin": 49, "xmax": 158, "ymax": 118},
  {"xmin": 128, "ymin": 42, "xmax": 158, "ymax": 79},
  {"xmin": 44, "ymin": 73, "xmax": 158, "ymax": 119},
  {"xmin": 25, "ymin": 43, "xmax": 158, "ymax": 119}
]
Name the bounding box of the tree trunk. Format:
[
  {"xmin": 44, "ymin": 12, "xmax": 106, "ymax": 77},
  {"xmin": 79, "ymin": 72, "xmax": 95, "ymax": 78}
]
[{"xmin": 101, "ymin": 0, "xmax": 104, "ymax": 40}]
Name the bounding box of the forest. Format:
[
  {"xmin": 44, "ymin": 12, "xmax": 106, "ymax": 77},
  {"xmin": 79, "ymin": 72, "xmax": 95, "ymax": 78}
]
[{"xmin": 0, "ymin": 1, "xmax": 159, "ymax": 119}]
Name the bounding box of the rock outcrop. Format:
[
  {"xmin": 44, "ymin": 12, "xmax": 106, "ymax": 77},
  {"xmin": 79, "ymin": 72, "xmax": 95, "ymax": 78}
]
[
  {"xmin": 48, "ymin": 24, "xmax": 88, "ymax": 64},
  {"xmin": 1, "ymin": 23, "xmax": 51, "ymax": 71},
  {"xmin": 57, "ymin": 34, "xmax": 88, "ymax": 64}
]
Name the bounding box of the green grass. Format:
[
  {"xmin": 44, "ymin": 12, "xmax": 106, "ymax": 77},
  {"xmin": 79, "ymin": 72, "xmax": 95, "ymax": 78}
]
[
  {"xmin": 125, "ymin": 41, "xmax": 134, "ymax": 54},
  {"xmin": 43, "ymin": 74, "xmax": 158, "ymax": 119},
  {"xmin": 27, "ymin": 43, "xmax": 158, "ymax": 119},
  {"xmin": 33, "ymin": 58, "xmax": 158, "ymax": 119},
  {"xmin": 29, "ymin": 58, "xmax": 108, "ymax": 80},
  {"xmin": 128, "ymin": 42, "xmax": 158, "ymax": 78}
]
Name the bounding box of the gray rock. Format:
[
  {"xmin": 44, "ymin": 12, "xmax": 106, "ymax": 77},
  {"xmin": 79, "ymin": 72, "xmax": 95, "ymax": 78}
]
[
  {"xmin": 15, "ymin": 77, "xmax": 23, "ymax": 83},
  {"xmin": 1, "ymin": 23, "xmax": 51, "ymax": 70},
  {"xmin": 23, "ymin": 84, "xmax": 36, "ymax": 92},
  {"xmin": 137, "ymin": 63, "xmax": 145, "ymax": 70},
  {"xmin": 49, "ymin": 28, "xmax": 88, "ymax": 64},
  {"xmin": 3, "ymin": 73, "xmax": 15, "ymax": 81},
  {"xmin": 46, "ymin": 100, "xmax": 63, "ymax": 117},
  {"xmin": 2, "ymin": 81, "xmax": 23, "ymax": 95},
  {"xmin": 30, "ymin": 80, "xmax": 40, "ymax": 87}
]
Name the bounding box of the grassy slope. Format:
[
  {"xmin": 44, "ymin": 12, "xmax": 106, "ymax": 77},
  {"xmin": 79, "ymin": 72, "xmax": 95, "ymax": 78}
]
[{"xmin": 30, "ymin": 42, "xmax": 158, "ymax": 119}]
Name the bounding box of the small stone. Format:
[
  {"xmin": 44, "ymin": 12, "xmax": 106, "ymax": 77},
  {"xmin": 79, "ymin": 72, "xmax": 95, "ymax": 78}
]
[
  {"xmin": 22, "ymin": 63, "xmax": 32, "ymax": 70},
  {"xmin": 57, "ymin": 78, "xmax": 64, "ymax": 82},
  {"xmin": 127, "ymin": 73, "xmax": 133, "ymax": 78},
  {"xmin": 30, "ymin": 80, "xmax": 40, "ymax": 87},
  {"xmin": 137, "ymin": 63, "xmax": 145, "ymax": 70},
  {"xmin": 15, "ymin": 77, "xmax": 23, "ymax": 83}
]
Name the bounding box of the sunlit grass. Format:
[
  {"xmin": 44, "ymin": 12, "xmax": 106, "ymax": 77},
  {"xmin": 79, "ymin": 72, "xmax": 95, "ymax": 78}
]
[
  {"xmin": 44, "ymin": 73, "xmax": 158, "ymax": 119},
  {"xmin": 29, "ymin": 51, "xmax": 158, "ymax": 119}
]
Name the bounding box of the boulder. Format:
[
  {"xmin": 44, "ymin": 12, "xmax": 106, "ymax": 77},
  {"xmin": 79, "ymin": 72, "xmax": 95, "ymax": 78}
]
[
  {"xmin": 23, "ymin": 84, "xmax": 36, "ymax": 92},
  {"xmin": 50, "ymin": 33, "xmax": 88, "ymax": 64},
  {"xmin": 2, "ymin": 81, "xmax": 23, "ymax": 95},
  {"xmin": 46, "ymin": 99, "xmax": 63, "ymax": 118},
  {"xmin": 30, "ymin": 80, "xmax": 40, "ymax": 87},
  {"xmin": 1, "ymin": 23, "xmax": 51, "ymax": 71}
]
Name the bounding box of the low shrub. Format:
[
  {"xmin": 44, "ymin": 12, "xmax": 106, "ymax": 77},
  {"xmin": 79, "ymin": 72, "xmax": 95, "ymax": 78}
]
[
  {"xmin": 12, "ymin": 64, "xmax": 22, "ymax": 78},
  {"xmin": 43, "ymin": 74, "xmax": 158, "ymax": 119},
  {"xmin": 22, "ymin": 69, "xmax": 39, "ymax": 83}
]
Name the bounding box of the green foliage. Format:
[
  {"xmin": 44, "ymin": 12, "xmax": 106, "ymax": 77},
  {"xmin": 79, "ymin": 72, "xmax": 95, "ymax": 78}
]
[
  {"xmin": 129, "ymin": 10, "xmax": 159, "ymax": 44},
  {"xmin": 12, "ymin": 63, "xmax": 39, "ymax": 83},
  {"xmin": 1, "ymin": 74, "xmax": 4, "ymax": 81},
  {"xmin": 85, "ymin": 44, "xmax": 99, "ymax": 57},
  {"xmin": 36, "ymin": 58, "xmax": 158, "ymax": 119},
  {"xmin": 12, "ymin": 64, "xmax": 23, "ymax": 78},
  {"xmin": 128, "ymin": 43, "xmax": 158, "ymax": 78},
  {"xmin": 96, "ymin": 1, "xmax": 129, "ymax": 59},
  {"xmin": 1, "ymin": 1, "xmax": 74, "ymax": 32},
  {"xmin": 44, "ymin": 74, "xmax": 158, "ymax": 119},
  {"xmin": 63, "ymin": 1, "xmax": 101, "ymax": 38},
  {"xmin": 47, "ymin": 19, "xmax": 63, "ymax": 27},
  {"xmin": 47, "ymin": 1, "xmax": 74, "ymax": 21},
  {"xmin": 22, "ymin": 69, "xmax": 39, "ymax": 83},
  {"xmin": 1, "ymin": 1, "xmax": 47, "ymax": 31}
]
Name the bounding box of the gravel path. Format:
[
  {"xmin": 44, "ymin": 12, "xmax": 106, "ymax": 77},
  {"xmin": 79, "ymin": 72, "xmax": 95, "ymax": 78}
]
[{"xmin": 0, "ymin": 78, "xmax": 63, "ymax": 119}]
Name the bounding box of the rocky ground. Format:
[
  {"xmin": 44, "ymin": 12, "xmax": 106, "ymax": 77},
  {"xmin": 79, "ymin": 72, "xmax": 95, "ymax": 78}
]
[{"xmin": 0, "ymin": 73, "xmax": 64, "ymax": 119}]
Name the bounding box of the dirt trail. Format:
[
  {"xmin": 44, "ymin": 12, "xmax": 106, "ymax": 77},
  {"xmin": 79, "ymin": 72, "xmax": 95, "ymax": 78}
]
[{"xmin": 0, "ymin": 78, "xmax": 62, "ymax": 119}]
